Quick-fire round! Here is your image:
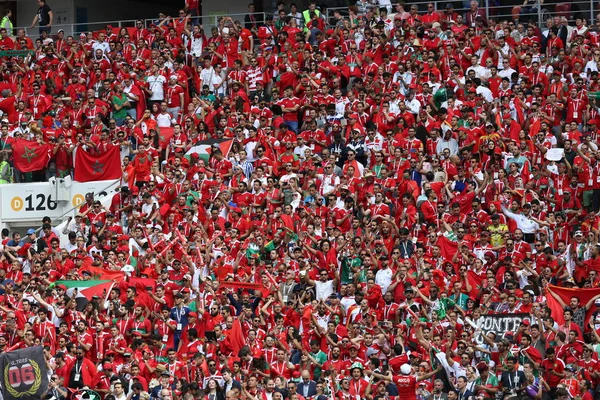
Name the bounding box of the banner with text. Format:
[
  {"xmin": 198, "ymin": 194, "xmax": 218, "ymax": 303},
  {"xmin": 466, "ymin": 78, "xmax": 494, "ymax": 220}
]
[
  {"xmin": 0, "ymin": 346, "xmax": 48, "ymax": 400},
  {"xmin": 473, "ymin": 313, "xmax": 529, "ymax": 345}
]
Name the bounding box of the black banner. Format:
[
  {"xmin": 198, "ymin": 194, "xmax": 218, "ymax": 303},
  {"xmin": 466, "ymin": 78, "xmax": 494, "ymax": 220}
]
[
  {"xmin": 473, "ymin": 313, "xmax": 529, "ymax": 345},
  {"xmin": 0, "ymin": 346, "xmax": 48, "ymax": 400}
]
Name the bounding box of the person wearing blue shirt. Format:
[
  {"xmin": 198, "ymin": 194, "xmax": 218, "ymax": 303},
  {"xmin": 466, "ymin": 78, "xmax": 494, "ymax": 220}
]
[{"xmin": 170, "ymin": 293, "xmax": 190, "ymax": 349}]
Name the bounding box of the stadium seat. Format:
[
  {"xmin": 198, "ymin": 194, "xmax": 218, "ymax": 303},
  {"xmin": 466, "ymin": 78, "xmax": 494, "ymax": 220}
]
[
  {"xmin": 555, "ymin": 3, "xmax": 571, "ymax": 19},
  {"xmin": 126, "ymin": 26, "xmax": 137, "ymax": 38},
  {"xmin": 511, "ymin": 6, "xmax": 522, "ymax": 21}
]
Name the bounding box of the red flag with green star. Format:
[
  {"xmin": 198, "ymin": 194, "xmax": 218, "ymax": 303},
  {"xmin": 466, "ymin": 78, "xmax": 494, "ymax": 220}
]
[
  {"xmin": 74, "ymin": 146, "xmax": 122, "ymax": 182},
  {"xmin": 158, "ymin": 126, "xmax": 175, "ymax": 149},
  {"xmin": 12, "ymin": 138, "xmax": 52, "ymax": 172}
]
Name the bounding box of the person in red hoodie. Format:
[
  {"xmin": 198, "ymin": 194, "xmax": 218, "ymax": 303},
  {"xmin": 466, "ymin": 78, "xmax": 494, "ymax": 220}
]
[{"xmin": 64, "ymin": 346, "xmax": 97, "ymax": 391}]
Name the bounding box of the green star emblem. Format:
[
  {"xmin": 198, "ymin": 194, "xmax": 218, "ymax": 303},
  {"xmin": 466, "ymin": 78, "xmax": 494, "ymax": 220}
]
[
  {"xmin": 20, "ymin": 146, "xmax": 37, "ymax": 163},
  {"xmin": 92, "ymin": 160, "xmax": 104, "ymax": 174}
]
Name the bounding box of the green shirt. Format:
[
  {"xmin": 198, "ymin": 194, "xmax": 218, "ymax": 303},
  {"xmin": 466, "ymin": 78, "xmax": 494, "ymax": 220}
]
[
  {"xmin": 340, "ymin": 256, "xmax": 362, "ymax": 284},
  {"xmin": 311, "ymin": 350, "xmax": 328, "ymax": 379},
  {"xmin": 112, "ymin": 94, "xmax": 128, "ymax": 119}
]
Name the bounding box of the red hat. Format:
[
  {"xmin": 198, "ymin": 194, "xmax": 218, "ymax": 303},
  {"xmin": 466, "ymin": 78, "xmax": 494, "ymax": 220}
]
[
  {"xmin": 130, "ymin": 186, "xmax": 139, "ymax": 194},
  {"xmin": 502, "ymin": 113, "xmax": 512, "ymax": 119},
  {"xmin": 57, "ymin": 284, "xmax": 67, "ymax": 290},
  {"xmin": 102, "ymin": 362, "xmax": 112, "ymax": 370},
  {"xmin": 188, "ymin": 312, "xmax": 198, "ymax": 318},
  {"xmin": 119, "ymin": 235, "xmax": 130, "ymax": 241},
  {"xmin": 20, "ymin": 117, "xmax": 28, "ymax": 123},
  {"xmin": 349, "ymin": 113, "xmax": 359, "ymax": 119}
]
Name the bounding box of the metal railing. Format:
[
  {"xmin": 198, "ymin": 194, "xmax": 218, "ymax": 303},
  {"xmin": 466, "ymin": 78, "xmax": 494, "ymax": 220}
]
[
  {"xmin": 8, "ymin": 1, "xmax": 600, "ymax": 41},
  {"xmin": 12, "ymin": 12, "xmax": 268, "ymax": 39},
  {"xmin": 325, "ymin": 0, "xmax": 598, "ymax": 28}
]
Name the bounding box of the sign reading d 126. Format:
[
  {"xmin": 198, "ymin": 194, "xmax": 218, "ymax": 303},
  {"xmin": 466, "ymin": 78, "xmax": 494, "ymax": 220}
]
[
  {"xmin": 0, "ymin": 346, "xmax": 48, "ymax": 400},
  {"xmin": 1, "ymin": 183, "xmax": 58, "ymax": 221}
]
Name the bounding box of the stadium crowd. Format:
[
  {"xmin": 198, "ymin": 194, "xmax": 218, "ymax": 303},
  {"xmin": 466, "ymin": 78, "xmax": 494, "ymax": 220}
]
[{"xmin": 2, "ymin": 0, "xmax": 600, "ymax": 399}]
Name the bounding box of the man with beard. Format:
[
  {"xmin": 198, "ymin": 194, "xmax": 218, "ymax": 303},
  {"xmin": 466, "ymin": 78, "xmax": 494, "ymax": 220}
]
[
  {"xmin": 65, "ymin": 346, "xmax": 97, "ymax": 390},
  {"xmin": 74, "ymin": 320, "xmax": 93, "ymax": 354}
]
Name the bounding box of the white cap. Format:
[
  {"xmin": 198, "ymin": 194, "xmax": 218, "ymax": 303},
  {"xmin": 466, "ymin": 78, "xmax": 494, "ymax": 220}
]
[{"xmin": 400, "ymin": 364, "xmax": 412, "ymax": 375}]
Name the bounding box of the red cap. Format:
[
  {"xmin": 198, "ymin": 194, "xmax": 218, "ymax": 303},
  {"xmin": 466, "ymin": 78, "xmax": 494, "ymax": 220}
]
[
  {"xmin": 349, "ymin": 113, "xmax": 359, "ymax": 119},
  {"xmin": 119, "ymin": 235, "xmax": 130, "ymax": 241},
  {"xmin": 130, "ymin": 186, "xmax": 139, "ymax": 194},
  {"xmin": 102, "ymin": 362, "xmax": 112, "ymax": 370},
  {"xmin": 188, "ymin": 312, "xmax": 198, "ymax": 318}
]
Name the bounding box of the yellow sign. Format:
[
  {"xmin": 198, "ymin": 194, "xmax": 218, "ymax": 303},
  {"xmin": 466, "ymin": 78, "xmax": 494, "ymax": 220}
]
[
  {"xmin": 10, "ymin": 196, "xmax": 23, "ymax": 212},
  {"xmin": 72, "ymin": 194, "xmax": 84, "ymax": 207}
]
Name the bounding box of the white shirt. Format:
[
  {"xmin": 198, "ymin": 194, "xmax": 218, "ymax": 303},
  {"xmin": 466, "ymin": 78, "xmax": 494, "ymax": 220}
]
[
  {"xmin": 499, "ymin": 67, "xmax": 517, "ymax": 79},
  {"xmin": 155, "ymin": 112, "xmax": 172, "ymax": 127},
  {"xmin": 466, "ymin": 64, "xmax": 487, "ymax": 80},
  {"xmin": 314, "ymin": 280, "xmax": 334, "ymax": 301},
  {"xmin": 92, "ymin": 40, "xmax": 110, "ymax": 55},
  {"xmin": 375, "ymin": 267, "xmax": 393, "ymax": 292},
  {"xmin": 199, "ymin": 67, "xmax": 216, "ymax": 92},
  {"xmin": 146, "ymin": 74, "xmax": 166, "ymax": 101}
]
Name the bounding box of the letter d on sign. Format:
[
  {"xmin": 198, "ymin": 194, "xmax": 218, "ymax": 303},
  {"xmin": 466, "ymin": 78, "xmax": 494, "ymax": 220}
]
[{"xmin": 10, "ymin": 197, "xmax": 23, "ymax": 212}]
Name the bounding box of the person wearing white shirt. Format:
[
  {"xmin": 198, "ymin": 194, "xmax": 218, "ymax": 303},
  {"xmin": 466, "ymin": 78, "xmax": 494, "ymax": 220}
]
[
  {"xmin": 476, "ymin": 85, "xmax": 494, "ymax": 102},
  {"xmin": 199, "ymin": 60, "xmax": 216, "ymax": 92},
  {"xmin": 375, "ymin": 263, "xmax": 393, "ymax": 292},
  {"xmin": 318, "ymin": 168, "xmax": 340, "ymax": 196},
  {"xmin": 92, "ymin": 32, "xmax": 110, "ymax": 55},
  {"xmin": 404, "ymin": 92, "xmax": 421, "ymax": 115},
  {"xmin": 145, "ymin": 66, "xmax": 166, "ymax": 103},
  {"xmin": 306, "ymin": 269, "xmax": 339, "ymax": 301},
  {"xmin": 436, "ymin": 130, "xmax": 459, "ymax": 156}
]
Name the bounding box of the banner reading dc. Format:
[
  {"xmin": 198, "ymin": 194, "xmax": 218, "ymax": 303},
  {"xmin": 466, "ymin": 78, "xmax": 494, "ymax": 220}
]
[{"xmin": 0, "ymin": 346, "xmax": 48, "ymax": 400}]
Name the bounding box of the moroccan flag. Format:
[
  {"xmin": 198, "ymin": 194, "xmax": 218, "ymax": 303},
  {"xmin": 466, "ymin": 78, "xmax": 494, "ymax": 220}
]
[
  {"xmin": 80, "ymin": 266, "xmax": 126, "ymax": 282},
  {"xmin": 129, "ymin": 277, "xmax": 156, "ymax": 291},
  {"xmin": 547, "ymin": 285, "xmax": 600, "ymax": 327},
  {"xmin": 0, "ymin": 346, "xmax": 49, "ymax": 400},
  {"xmin": 185, "ymin": 138, "xmax": 233, "ymax": 162},
  {"xmin": 12, "ymin": 138, "xmax": 52, "ymax": 172},
  {"xmin": 529, "ymin": 118, "xmax": 541, "ymax": 137},
  {"xmin": 513, "ymin": 96, "xmax": 525, "ymax": 126},
  {"xmin": 158, "ymin": 126, "xmax": 175, "ymax": 149},
  {"xmin": 74, "ymin": 146, "xmax": 121, "ymax": 182},
  {"xmin": 222, "ymin": 319, "xmax": 245, "ymax": 357},
  {"xmin": 467, "ymin": 271, "xmax": 486, "ymax": 290}
]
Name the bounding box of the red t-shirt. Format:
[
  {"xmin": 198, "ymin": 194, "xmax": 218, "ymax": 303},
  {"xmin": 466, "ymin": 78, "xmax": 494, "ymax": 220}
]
[{"xmin": 393, "ymin": 374, "xmax": 418, "ymax": 400}]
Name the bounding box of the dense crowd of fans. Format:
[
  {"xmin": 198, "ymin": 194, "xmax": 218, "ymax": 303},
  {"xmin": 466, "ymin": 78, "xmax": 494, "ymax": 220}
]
[{"xmin": 1, "ymin": 0, "xmax": 600, "ymax": 399}]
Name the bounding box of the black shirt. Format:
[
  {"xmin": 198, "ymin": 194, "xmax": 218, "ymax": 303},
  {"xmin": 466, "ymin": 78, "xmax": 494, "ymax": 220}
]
[{"xmin": 37, "ymin": 4, "xmax": 52, "ymax": 26}]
